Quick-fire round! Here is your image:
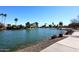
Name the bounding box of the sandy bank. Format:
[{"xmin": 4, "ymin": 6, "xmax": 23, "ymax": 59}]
[{"xmin": 16, "ymin": 37, "xmax": 66, "ymax": 52}]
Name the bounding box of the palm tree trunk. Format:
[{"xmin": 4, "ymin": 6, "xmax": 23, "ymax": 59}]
[
  {"xmin": 2, "ymin": 15, "xmax": 4, "ymax": 24},
  {"xmin": 4, "ymin": 17, "xmax": 6, "ymax": 26},
  {"xmin": 15, "ymin": 21, "xmax": 17, "ymax": 25}
]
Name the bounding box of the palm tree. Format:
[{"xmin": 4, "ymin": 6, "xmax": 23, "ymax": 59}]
[
  {"xmin": 25, "ymin": 22, "xmax": 30, "ymax": 28},
  {"xmin": 0, "ymin": 13, "xmax": 4, "ymax": 23},
  {"xmin": 52, "ymin": 22, "xmax": 54, "ymax": 27},
  {"xmin": 0, "ymin": 13, "xmax": 7, "ymax": 25},
  {"xmin": 59, "ymin": 22, "xmax": 63, "ymax": 29},
  {"xmin": 59, "ymin": 22, "xmax": 63, "ymax": 37},
  {"xmin": 4, "ymin": 14, "xmax": 7, "ymax": 25},
  {"xmin": 52, "ymin": 22, "xmax": 54, "ymax": 25},
  {"xmin": 14, "ymin": 18, "xmax": 18, "ymax": 25},
  {"xmin": 49, "ymin": 24, "xmax": 52, "ymax": 28},
  {"xmin": 35, "ymin": 22, "xmax": 38, "ymax": 27},
  {"xmin": 56, "ymin": 24, "xmax": 59, "ymax": 29}
]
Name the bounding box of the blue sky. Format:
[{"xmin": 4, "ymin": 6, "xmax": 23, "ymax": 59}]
[{"xmin": 0, "ymin": 6, "xmax": 79, "ymax": 26}]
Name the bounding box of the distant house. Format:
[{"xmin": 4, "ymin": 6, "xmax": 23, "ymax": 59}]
[
  {"xmin": 30, "ymin": 22, "xmax": 38, "ymax": 28},
  {"xmin": 0, "ymin": 22, "xmax": 5, "ymax": 30}
]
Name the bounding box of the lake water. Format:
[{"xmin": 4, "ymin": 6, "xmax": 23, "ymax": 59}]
[{"xmin": 0, "ymin": 28, "xmax": 64, "ymax": 50}]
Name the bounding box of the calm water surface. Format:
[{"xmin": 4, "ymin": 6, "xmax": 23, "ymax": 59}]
[{"xmin": 0, "ymin": 28, "xmax": 64, "ymax": 50}]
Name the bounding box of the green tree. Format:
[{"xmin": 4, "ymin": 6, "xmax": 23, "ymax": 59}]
[
  {"xmin": 69, "ymin": 19, "xmax": 79, "ymax": 29},
  {"xmin": 52, "ymin": 22, "xmax": 54, "ymax": 26},
  {"xmin": 25, "ymin": 22, "xmax": 30, "ymax": 28},
  {"xmin": 35, "ymin": 22, "xmax": 38, "ymax": 27},
  {"xmin": 59, "ymin": 22, "xmax": 63, "ymax": 37},
  {"xmin": 49, "ymin": 24, "xmax": 52, "ymax": 28},
  {"xmin": 59, "ymin": 22, "xmax": 63, "ymax": 29}
]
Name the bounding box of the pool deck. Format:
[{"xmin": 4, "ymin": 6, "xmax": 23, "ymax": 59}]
[{"xmin": 41, "ymin": 31, "xmax": 79, "ymax": 52}]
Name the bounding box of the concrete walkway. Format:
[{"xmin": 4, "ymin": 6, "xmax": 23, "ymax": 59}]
[{"xmin": 41, "ymin": 31, "xmax": 79, "ymax": 52}]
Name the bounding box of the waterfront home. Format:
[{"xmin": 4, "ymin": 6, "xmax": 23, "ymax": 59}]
[
  {"xmin": 0, "ymin": 22, "xmax": 5, "ymax": 30},
  {"xmin": 30, "ymin": 22, "xmax": 38, "ymax": 28}
]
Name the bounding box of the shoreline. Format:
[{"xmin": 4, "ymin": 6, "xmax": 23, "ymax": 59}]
[
  {"xmin": 16, "ymin": 29, "xmax": 74, "ymax": 52},
  {"xmin": 16, "ymin": 36, "xmax": 66, "ymax": 52}
]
